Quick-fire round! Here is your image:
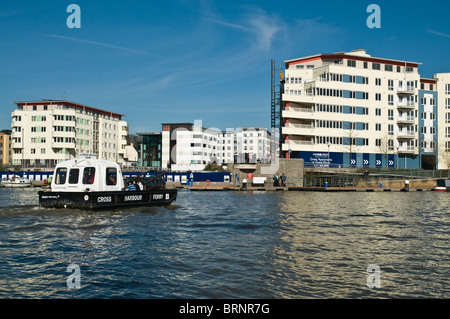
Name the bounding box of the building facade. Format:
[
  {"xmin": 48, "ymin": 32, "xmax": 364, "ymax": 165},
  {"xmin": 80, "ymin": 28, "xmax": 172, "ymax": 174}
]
[
  {"xmin": 10, "ymin": 100, "xmax": 129, "ymax": 169},
  {"xmin": 281, "ymin": 49, "xmax": 450, "ymax": 169},
  {"xmin": 0, "ymin": 129, "xmax": 12, "ymax": 166},
  {"xmin": 161, "ymin": 121, "xmax": 272, "ymax": 171},
  {"xmin": 137, "ymin": 132, "xmax": 162, "ymax": 170}
]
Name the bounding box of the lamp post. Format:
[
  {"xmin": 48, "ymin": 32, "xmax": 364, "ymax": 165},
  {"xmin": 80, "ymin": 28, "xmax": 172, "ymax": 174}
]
[
  {"xmin": 396, "ymin": 146, "xmax": 399, "ymax": 170},
  {"xmin": 327, "ymin": 142, "xmax": 330, "ymax": 168}
]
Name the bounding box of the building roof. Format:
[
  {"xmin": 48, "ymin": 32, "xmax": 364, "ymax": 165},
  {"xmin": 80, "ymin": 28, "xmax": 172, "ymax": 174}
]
[
  {"xmin": 285, "ymin": 49, "xmax": 422, "ymax": 68},
  {"xmin": 12, "ymin": 100, "xmax": 124, "ymax": 119}
]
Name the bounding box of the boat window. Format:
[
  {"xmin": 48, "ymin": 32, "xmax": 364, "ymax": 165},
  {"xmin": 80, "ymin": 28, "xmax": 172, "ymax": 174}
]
[
  {"xmin": 55, "ymin": 168, "xmax": 67, "ymax": 184},
  {"xmin": 82, "ymin": 167, "xmax": 95, "ymax": 184},
  {"xmin": 68, "ymin": 169, "xmax": 80, "ymax": 184},
  {"xmin": 106, "ymin": 168, "xmax": 117, "ymax": 185}
]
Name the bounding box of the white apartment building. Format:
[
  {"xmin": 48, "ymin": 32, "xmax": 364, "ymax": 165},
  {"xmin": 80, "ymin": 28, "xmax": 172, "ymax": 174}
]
[
  {"xmin": 435, "ymin": 73, "xmax": 450, "ymax": 169},
  {"xmin": 10, "ymin": 100, "xmax": 129, "ymax": 169},
  {"xmin": 161, "ymin": 121, "xmax": 272, "ymax": 171},
  {"xmin": 281, "ymin": 49, "xmax": 450, "ymax": 169}
]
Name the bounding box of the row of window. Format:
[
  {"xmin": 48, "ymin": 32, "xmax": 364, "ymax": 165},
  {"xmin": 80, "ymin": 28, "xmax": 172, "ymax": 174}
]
[
  {"xmin": 347, "ymin": 59, "xmax": 415, "ymax": 73},
  {"xmin": 54, "ymin": 167, "xmax": 117, "ymax": 186}
]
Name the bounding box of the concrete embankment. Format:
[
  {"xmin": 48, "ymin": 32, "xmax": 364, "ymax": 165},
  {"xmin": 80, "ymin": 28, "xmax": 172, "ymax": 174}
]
[{"xmin": 169, "ymin": 184, "xmax": 435, "ymax": 192}]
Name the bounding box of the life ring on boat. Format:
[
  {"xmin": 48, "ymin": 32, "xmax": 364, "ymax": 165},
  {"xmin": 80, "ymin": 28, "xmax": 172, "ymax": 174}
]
[
  {"xmin": 43, "ymin": 179, "xmax": 47, "ymax": 184},
  {"xmin": 205, "ymin": 180, "xmax": 211, "ymax": 186}
]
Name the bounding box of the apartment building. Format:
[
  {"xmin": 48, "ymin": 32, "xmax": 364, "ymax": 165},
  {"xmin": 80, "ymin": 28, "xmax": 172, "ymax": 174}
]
[
  {"xmin": 10, "ymin": 100, "xmax": 129, "ymax": 169},
  {"xmin": 435, "ymin": 73, "xmax": 450, "ymax": 169},
  {"xmin": 161, "ymin": 121, "xmax": 272, "ymax": 171},
  {"xmin": 281, "ymin": 49, "xmax": 450, "ymax": 169},
  {"xmin": 0, "ymin": 129, "xmax": 12, "ymax": 166}
]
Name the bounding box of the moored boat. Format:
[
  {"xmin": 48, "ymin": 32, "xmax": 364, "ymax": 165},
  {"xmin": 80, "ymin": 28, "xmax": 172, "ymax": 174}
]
[
  {"xmin": 38, "ymin": 158, "xmax": 177, "ymax": 209},
  {"xmin": 0, "ymin": 176, "xmax": 32, "ymax": 188},
  {"xmin": 433, "ymin": 179, "xmax": 450, "ymax": 191}
]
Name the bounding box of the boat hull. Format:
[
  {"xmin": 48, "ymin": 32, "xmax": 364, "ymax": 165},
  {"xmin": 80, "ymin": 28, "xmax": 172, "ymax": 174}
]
[
  {"xmin": 38, "ymin": 188, "xmax": 178, "ymax": 210},
  {"xmin": 1, "ymin": 182, "xmax": 31, "ymax": 188}
]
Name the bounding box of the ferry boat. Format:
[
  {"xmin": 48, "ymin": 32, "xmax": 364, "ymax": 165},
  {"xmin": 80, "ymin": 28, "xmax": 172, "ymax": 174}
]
[
  {"xmin": 433, "ymin": 179, "xmax": 450, "ymax": 191},
  {"xmin": 38, "ymin": 158, "xmax": 177, "ymax": 209}
]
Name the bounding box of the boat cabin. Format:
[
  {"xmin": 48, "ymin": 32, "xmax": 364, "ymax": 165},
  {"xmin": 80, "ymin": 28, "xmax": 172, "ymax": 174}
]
[{"xmin": 51, "ymin": 158, "xmax": 125, "ymax": 192}]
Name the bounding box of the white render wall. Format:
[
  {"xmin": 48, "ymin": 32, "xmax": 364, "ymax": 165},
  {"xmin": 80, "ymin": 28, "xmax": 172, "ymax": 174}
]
[
  {"xmin": 283, "ymin": 51, "xmax": 421, "ymax": 157},
  {"xmin": 161, "ymin": 123, "xmax": 272, "ymax": 172},
  {"xmin": 435, "ymin": 73, "xmax": 450, "ymax": 169},
  {"xmin": 10, "ymin": 101, "xmax": 129, "ymax": 168}
]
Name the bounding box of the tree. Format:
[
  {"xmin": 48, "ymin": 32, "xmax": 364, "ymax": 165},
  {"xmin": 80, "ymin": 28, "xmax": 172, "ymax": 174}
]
[
  {"xmin": 377, "ymin": 132, "xmax": 394, "ymax": 169},
  {"xmin": 438, "ymin": 142, "xmax": 450, "ymax": 169},
  {"xmin": 343, "ymin": 122, "xmax": 358, "ymax": 168}
]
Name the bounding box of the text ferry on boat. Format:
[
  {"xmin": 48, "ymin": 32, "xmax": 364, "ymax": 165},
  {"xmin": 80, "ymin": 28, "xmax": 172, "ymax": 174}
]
[{"xmin": 38, "ymin": 157, "xmax": 177, "ymax": 209}]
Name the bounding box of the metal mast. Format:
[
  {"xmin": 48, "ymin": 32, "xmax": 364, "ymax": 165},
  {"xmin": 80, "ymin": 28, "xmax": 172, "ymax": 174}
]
[{"xmin": 270, "ymin": 59, "xmax": 284, "ymax": 158}]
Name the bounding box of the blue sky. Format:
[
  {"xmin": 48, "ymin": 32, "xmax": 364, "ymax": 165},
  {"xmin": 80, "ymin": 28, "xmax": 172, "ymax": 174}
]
[{"xmin": 1, "ymin": 0, "xmax": 449, "ymax": 134}]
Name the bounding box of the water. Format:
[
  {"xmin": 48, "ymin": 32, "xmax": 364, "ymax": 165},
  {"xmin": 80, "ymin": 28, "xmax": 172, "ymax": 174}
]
[{"xmin": 0, "ymin": 187, "xmax": 449, "ymax": 298}]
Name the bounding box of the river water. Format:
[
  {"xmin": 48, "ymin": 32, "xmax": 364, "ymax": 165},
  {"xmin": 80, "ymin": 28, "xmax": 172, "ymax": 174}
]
[{"xmin": 0, "ymin": 187, "xmax": 449, "ymax": 299}]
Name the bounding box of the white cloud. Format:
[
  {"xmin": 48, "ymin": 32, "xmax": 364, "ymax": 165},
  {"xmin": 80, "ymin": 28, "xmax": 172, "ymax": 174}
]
[
  {"xmin": 427, "ymin": 29, "xmax": 450, "ymax": 39},
  {"xmin": 32, "ymin": 32, "xmax": 155, "ymax": 56}
]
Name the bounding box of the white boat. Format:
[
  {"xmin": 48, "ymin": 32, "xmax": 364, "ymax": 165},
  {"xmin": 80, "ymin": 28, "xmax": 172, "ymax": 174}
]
[
  {"xmin": 38, "ymin": 158, "xmax": 177, "ymax": 209},
  {"xmin": 0, "ymin": 176, "xmax": 32, "ymax": 188}
]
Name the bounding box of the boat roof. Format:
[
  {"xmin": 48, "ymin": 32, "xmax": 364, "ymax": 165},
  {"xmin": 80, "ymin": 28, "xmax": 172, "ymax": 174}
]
[{"xmin": 55, "ymin": 158, "xmax": 122, "ymax": 170}]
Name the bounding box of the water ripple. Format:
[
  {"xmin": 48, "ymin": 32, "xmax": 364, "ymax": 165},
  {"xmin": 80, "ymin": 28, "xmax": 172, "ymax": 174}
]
[{"xmin": 0, "ymin": 189, "xmax": 449, "ymax": 298}]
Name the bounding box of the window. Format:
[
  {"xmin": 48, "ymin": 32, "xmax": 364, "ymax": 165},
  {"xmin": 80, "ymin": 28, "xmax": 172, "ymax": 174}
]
[
  {"xmin": 68, "ymin": 169, "xmax": 80, "ymax": 184},
  {"xmin": 347, "ymin": 60, "xmax": 356, "ymax": 67},
  {"xmin": 446, "ymin": 84, "xmax": 450, "ymax": 95},
  {"xmin": 446, "ymin": 98, "xmax": 450, "ymax": 109},
  {"xmin": 376, "ymin": 139, "xmax": 381, "ymax": 147},
  {"xmin": 372, "ymin": 63, "xmax": 381, "ymax": 70},
  {"xmin": 376, "ymin": 124, "xmax": 381, "ymax": 131},
  {"xmin": 106, "ymin": 168, "xmax": 117, "ymax": 185},
  {"xmin": 375, "ymin": 78, "xmax": 381, "ymax": 86},
  {"xmin": 82, "ymin": 167, "xmax": 96, "ymax": 184},
  {"xmin": 385, "ymin": 64, "xmax": 393, "ymax": 72},
  {"xmin": 388, "ymin": 110, "xmax": 394, "ymax": 121},
  {"xmin": 388, "ymin": 95, "xmax": 394, "ymax": 105},
  {"xmin": 376, "ymin": 93, "xmax": 381, "ymax": 101},
  {"xmin": 397, "ymin": 66, "xmax": 401, "ymax": 72},
  {"xmin": 375, "ymin": 108, "xmax": 381, "ymax": 116},
  {"xmin": 363, "ymin": 62, "xmax": 368, "ymax": 69},
  {"xmin": 388, "ymin": 80, "xmax": 394, "ymax": 90},
  {"xmin": 55, "ymin": 168, "xmax": 67, "ymax": 185}
]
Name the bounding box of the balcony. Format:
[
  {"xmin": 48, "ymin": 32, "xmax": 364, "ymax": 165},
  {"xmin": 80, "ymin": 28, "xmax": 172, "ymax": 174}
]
[
  {"xmin": 283, "ymin": 92, "xmax": 315, "ymax": 104},
  {"xmin": 396, "ymin": 86, "xmax": 415, "ymax": 95},
  {"xmin": 397, "ymin": 132, "xmax": 415, "ymax": 139},
  {"xmin": 396, "ymin": 99, "xmax": 415, "ymax": 109},
  {"xmin": 282, "ymin": 139, "xmax": 315, "ymax": 151},
  {"xmin": 282, "ymin": 125, "xmax": 315, "ymax": 136},
  {"xmin": 282, "ymin": 108, "xmax": 314, "ymax": 120},
  {"xmin": 397, "ymin": 117, "xmax": 415, "ymax": 124},
  {"xmin": 397, "ymin": 147, "xmax": 416, "ymax": 154}
]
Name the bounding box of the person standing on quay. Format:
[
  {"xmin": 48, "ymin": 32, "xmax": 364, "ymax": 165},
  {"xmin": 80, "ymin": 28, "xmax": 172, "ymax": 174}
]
[
  {"xmin": 273, "ymin": 174, "xmax": 278, "ymax": 187},
  {"xmin": 281, "ymin": 173, "xmax": 287, "ymax": 187}
]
